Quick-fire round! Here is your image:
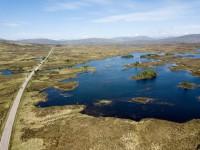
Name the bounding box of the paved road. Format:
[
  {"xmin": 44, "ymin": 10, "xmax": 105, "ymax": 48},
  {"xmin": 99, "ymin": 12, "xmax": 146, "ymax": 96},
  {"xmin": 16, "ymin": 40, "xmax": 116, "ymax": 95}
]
[{"xmin": 0, "ymin": 47, "xmax": 54, "ymax": 150}]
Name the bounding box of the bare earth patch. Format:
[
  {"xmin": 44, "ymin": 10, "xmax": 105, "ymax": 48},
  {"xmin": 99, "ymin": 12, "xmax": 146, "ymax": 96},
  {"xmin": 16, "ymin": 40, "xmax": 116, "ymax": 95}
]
[
  {"xmin": 131, "ymin": 97, "xmax": 154, "ymax": 104},
  {"xmin": 94, "ymin": 100, "xmax": 112, "ymax": 106}
]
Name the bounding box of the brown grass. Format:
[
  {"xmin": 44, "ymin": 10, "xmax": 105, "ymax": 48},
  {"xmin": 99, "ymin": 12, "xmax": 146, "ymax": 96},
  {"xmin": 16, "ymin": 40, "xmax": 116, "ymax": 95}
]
[
  {"xmin": 131, "ymin": 97, "xmax": 154, "ymax": 104},
  {"xmin": 9, "ymin": 43, "xmax": 200, "ymax": 150},
  {"xmin": 0, "ymin": 42, "xmax": 50, "ymax": 138}
]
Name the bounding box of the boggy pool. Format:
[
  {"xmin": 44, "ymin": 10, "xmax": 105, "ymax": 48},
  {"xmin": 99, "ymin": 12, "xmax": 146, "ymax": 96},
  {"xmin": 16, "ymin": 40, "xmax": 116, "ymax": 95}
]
[
  {"xmin": 37, "ymin": 52, "xmax": 200, "ymax": 123},
  {"xmin": 0, "ymin": 70, "xmax": 13, "ymax": 76}
]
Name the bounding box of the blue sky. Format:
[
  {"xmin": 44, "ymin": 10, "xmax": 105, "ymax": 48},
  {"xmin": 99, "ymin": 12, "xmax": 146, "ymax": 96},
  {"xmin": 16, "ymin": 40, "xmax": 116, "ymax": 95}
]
[{"xmin": 0, "ymin": 0, "xmax": 200, "ymax": 40}]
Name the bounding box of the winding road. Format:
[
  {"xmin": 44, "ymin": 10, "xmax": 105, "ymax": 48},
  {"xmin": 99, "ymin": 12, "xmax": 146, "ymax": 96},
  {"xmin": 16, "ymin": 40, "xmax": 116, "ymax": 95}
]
[{"xmin": 0, "ymin": 47, "xmax": 54, "ymax": 150}]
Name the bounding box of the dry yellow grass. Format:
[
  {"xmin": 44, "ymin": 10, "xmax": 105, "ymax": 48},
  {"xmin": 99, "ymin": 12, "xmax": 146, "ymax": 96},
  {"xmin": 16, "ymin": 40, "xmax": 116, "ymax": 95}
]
[
  {"xmin": 94, "ymin": 100, "xmax": 112, "ymax": 106},
  {"xmin": 0, "ymin": 42, "xmax": 50, "ymax": 138},
  {"xmin": 9, "ymin": 43, "xmax": 200, "ymax": 150}
]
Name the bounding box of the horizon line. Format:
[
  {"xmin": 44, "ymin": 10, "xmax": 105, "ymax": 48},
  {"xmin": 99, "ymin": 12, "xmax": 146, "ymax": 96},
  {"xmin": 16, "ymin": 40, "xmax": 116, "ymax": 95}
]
[{"xmin": 1, "ymin": 33, "xmax": 200, "ymax": 41}]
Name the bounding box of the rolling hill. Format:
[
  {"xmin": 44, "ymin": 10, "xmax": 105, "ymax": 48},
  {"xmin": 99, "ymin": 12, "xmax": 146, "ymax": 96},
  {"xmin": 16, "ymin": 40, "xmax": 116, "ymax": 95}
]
[
  {"xmin": 158, "ymin": 34, "xmax": 200, "ymax": 43},
  {"xmin": 2, "ymin": 34, "xmax": 200, "ymax": 45}
]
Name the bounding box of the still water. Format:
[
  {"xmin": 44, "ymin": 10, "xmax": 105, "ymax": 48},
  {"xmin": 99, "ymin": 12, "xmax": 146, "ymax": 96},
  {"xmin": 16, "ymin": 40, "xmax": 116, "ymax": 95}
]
[
  {"xmin": 37, "ymin": 52, "xmax": 200, "ymax": 123},
  {"xmin": 0, "ymin": 70, "xmax": 13, "ymax": 76}
]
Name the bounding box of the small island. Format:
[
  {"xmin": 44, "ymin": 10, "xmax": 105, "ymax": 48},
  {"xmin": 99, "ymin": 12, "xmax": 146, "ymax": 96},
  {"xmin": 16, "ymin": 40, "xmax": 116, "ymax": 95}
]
[
  {"xmin": 124, "ymin": 61, "xmax": 141, "ymax": 68},
  {"xmin": 124, "ymin": 61, "xmax": 165, "ymax": 69},
  {"xmin": 94, "ymin": 100, "xmax": 112, "ymax": 106},
  {"xmin": 140, "ymin": 54, "xmax": 158, "ymax": 59},
  {"xmin": 121, "ymin": 54, "xmax": 134, "ymax": 59},
  {"xmin": 104, "ymin": 65, "xmax": 111, "ymax": 68},
  {"xmin": 178, "ymin": 80, "xmax": 199, "ymax": 89},
  {"xmin": 131, "ymin": 97, "xmax": 154, "ymax": 104},
  {"xmin": 130, "ymin": 70, "xmax": 157, "ymax": 80}
]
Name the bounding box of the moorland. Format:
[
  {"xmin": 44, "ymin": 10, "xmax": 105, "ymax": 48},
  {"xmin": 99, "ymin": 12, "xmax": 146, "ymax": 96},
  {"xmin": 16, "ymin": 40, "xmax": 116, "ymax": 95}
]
[{"xmin": 1, "ymin": 41, "xmax": 200, "ymax": 149}]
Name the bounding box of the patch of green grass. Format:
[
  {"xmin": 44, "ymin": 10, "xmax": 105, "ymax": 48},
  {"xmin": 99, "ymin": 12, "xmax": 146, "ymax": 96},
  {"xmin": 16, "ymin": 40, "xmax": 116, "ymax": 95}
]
[
  {"xmin": 124, "ymin": 61, "xmax": 140, "ymax": 68},
  {"xmin": 130, "ymin": 70, "xmax": 157, "ymax": 80},
  {"xmin": 124, "ymin": 61, "xmax": 165, "ymax": 70},
  {"xmin": 121, "ymin": 54, "xmax": 134, "ymax": 59},
  {"xmin": 179, "ymin": 80, "xmax": 199, "ymax": 89},
  {"xmin": 140, "ymin": 54, "xmax": 158, "ymax": 59}
]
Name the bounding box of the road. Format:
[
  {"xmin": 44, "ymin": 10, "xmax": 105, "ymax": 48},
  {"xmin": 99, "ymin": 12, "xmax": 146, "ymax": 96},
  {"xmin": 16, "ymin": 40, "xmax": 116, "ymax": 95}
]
[{"xmin": 0, "ymin": 47, "xmax": 54, "ymax": 150}]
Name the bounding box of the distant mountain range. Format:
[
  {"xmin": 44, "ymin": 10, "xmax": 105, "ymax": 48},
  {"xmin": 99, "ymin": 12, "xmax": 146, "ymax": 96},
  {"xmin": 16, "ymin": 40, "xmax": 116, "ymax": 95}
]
[
  {"xmin": 112, "ymin": 36, "xmax": 154, "ymax": 42},
  {"xmin": 158, "ymin": 34, "xmax": 200, "ymax": 43},
  {"xmin": 16, "ymin": 38, "xmax": 62, "ymax": 45},
  {"xmin": 0, "ymin": 38, "xmax": 7, "ymax": 42},
  {"xmin": 2, "ymin": 34, "xmax": 200, "ymax": 45},
  {"xmin": 15, "ymin": 36, "xmax": 155, "ymax": 45}
]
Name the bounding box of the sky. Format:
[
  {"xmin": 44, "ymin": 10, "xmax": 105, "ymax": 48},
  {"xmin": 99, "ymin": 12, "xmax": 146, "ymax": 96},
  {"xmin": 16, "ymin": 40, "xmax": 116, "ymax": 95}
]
[{"xmin": 0, "ymin": 0, "xmax": 200, "ymax": 40}]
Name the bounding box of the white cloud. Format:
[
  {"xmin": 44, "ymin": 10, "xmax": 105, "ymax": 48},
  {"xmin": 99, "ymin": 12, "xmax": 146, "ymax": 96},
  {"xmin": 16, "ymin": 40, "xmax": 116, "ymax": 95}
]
[
  {"xmin": 4, "ymin": 23, "xmax": 20, "ymax": 28},
  {"xmin": 11, "ymin": 32, "xmax": 63, "ymax": 40},
  {"xmin": 66, "ymin": 17, "xmax": 84, "ymax": 21},
  {"xmin": 44, "ymin": 0, "xmax": 111, "ymax": 12},
  {"xmin": 84, "ymin": 0, "xmax": 111, "ymax": 5},
  {"xmin": 93, "ymin": 5, "xmax": 188, "ymax": 23},
  {"xmin": 185, "ymin": 25, "xmax": 200, "ymax": 30},
  {"xmin": 44, "ymin": 1, "xmax": 88, "ymax": 12},
  {"xmin": 1, "ymin": 21, "xmax": 27, "ymax": 28},
  {"xmin": 80, "ymin": 35, "xmax": 90, "ymax": 39}
]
